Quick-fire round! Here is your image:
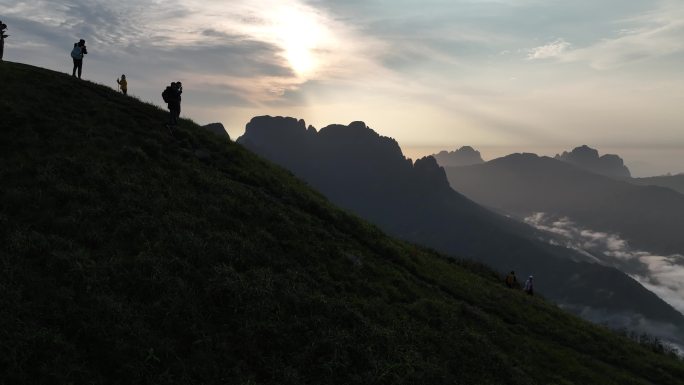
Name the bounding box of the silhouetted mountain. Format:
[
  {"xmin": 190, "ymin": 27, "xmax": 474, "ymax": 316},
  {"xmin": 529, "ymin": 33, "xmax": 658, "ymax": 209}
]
[
  {"xmin": 432, "ymin": 146, "xmax": 484, "ymax": 167},
  {"xmin": 445, "ymin": 153, "xmax": 684, "ymax": 256},
  {"xmin": 8, "ymin": 63, "xmax": 684, "ymax": 384},
  {"xmin": 202, "ymin": 122, "xmax": 230, "ymax": 140},
  {"xmin": 238, "ymin": 116, "xmax": 684, "ymax": 342},
  {"xmin": 555, "ymin": 145, "xmax": 631, "ymax": 179},
  {"xmin": 631, "ymin": 174, "xmax": 684, "ymax": 195}
]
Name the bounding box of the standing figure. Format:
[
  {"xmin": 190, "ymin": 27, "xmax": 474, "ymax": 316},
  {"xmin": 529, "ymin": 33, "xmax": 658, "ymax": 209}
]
[
  {"xmin": 0, "ymin": 21, "xmax": 8, "ymax": 61},
  {"xmin": 523, "ymin": 275, "xmax": 534, "ymax": 296},
  {"xmin": 505, "ymin": 271, "xmax": 518, "ymax": 288},
  {"xmin": 70, "ymin": 39, "xmax": 88, "ymax": 79},
  {"xmin": 117, "ymin": 74, "xmax": 128, "ymax": 95},
  {"xmin": 162, "ymin": 81, "xmax": 182, "ymax": 128},
  {"xmin": 173, "ymin": 81, "xmax": 183, "ymax": 125}
]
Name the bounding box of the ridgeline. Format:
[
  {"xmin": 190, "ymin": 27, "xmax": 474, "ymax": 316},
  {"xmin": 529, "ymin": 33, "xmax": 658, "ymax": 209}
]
[{"xmin": 1, "ymin": 62, "xmax": 683, "ymax": 384}]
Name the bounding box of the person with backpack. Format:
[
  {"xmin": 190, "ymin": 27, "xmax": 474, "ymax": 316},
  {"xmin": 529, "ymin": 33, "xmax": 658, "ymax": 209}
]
[
  {"xmin": 71, "ymin": 39, "xmax": 88, "ymax": 79},
  {"xmin": 505, "ymin": 271, "xmax": 518, "ymax": 288},
  {"xmin": 523, "ymin": 275, "xmax": 534, "ymax": 296},
  {"xmin": 0, "ymin": 21, "xmax": 8, "ymax": 62},
  {"xmin": 117, "ymin": 74, "xmax": 128, "ymax": 95},
  {"xmin": 162, "ymin": 81, "xmax": 182, "ymax": 128}
]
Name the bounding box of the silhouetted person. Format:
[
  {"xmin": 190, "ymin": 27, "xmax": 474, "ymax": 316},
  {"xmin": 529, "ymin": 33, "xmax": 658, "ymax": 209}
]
[
  {"xmin": 117, "ymin": 74, "xmax": 128, "ymax": 95},
  {"xmin": 505, "ymin": 271, "xmax": 518, "ymax": 288},
  {"xmin": 70, "ymin": 39, "xmax": 88, "ymax": 78},
  {"xmin": 162, "ymin": 81, "xmax": 182, "ymax": 128},
  {"xmin": 523, "ymin": 275, "xmax": 534, "ymax": 296},
  {"xmin": 0, "ymin": 21, "xmax": 8, "ymax": 62}
]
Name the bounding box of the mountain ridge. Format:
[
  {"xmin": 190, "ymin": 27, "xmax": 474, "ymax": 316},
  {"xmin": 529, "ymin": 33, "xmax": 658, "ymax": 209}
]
[
  {"xmin": 631, "ymin": 174, "xmax": 684, "ymax": 195},
  {"xmin": 445, "ymin": 152, "xmax": 684, "ymax": 255},
  {"xmin": 237, "ymin": 116, "xmax": 684, "ymax": 344}
]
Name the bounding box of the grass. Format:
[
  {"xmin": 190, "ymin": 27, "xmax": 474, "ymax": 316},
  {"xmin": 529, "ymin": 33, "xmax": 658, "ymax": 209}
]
[{"xmin": 1, "ymin": 61, "xmax": 684, "ymax": 384}]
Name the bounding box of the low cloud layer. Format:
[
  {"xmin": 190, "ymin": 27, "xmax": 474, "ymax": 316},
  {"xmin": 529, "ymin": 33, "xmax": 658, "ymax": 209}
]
[
  {"xmin": 525, "ymin": 213, "xmax": 684, "ymax": 316},
  {"xmin": 560, "ymin": 304, "xmax": 684, "ymax": 353}
]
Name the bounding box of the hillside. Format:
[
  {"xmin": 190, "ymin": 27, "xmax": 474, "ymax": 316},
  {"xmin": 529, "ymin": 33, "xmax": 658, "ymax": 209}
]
[
  {"xmin": 237, "ymin": 116, "xmax": 684, "ymax": 343},
  {"xmin": 1, "ymin": 62, "xmax": 684, "ymax": 384}
]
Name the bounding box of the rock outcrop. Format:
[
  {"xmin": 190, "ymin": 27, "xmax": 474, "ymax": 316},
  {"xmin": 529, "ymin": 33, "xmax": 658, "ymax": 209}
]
[
  {"xmin": 202, "ymin": 122, "xmax": 231, "ymax": 141},
  {"xmin": 237, "ymin": 116, "xmax": 452, "ymax": 194}
]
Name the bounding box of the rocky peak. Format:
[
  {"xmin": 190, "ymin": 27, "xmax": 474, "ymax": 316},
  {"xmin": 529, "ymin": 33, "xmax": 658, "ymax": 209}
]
[
  {"xmin": 414, "ymin": 156, "xmax": 451, "ymax": 189},
  {"xmin": 432, "ymin": 146, "xmax": 484, "ymax": 167},
  {"xmin": 555, "ymin": 145, "xmax": 631, "ymax": 179}
]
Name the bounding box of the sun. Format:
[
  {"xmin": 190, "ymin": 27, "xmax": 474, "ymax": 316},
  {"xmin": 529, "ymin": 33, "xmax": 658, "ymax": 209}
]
[
  {"xmin": 272, "ymin": 6, "xmax": 327, "ymax": 77},
  {"xmin": 285, "ymin": 44, "xmax": 316, "ymax": 76}
]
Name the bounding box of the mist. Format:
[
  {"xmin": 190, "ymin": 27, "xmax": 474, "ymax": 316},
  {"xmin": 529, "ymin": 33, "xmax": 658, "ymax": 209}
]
[{"xmin": 525, "ymin": 213, "xmax": 684, "ymax": 316}]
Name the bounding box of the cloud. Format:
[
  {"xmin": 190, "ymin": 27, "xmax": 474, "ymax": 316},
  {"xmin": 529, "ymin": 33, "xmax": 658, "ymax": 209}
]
[
  {"xmin": 0, "ymin": 0, "xmax": 380, "ymax": 104},
  {"xmin": 524, "ymin": 4, "xmax": 684, "ymax": 69},
  {"xmin": 527, "ymin": 39, "xmax": 571, "ymax": 60},
  {"xmin": 525, "ymin": 213, "xmax": 684, "ymax": 316},
  {"xmin": 564, "ymin": 24, "xmax": 684, "ymax": 69},
  {"xmin": 526, "ymin": 212, "xmax": 684, "ymax": 351}
]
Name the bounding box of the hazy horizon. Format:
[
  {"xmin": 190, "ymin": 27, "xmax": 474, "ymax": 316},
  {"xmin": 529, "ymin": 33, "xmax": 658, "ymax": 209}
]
[
  {"xmin": 402, "ymin": 145, "xmax": 684, "ymax": 177},
  {"xmin": 2, "ymin": 0, "xmax": 683, "ymax": 175}
]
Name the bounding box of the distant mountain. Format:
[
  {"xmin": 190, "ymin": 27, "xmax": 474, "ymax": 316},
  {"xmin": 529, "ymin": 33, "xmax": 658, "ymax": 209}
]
[
  {"xmin": 555, "ymin": 145, "xmax": 631, "ymax": 179},
  {"xmin": 631, "ymin": 174, "xmax": 684, "ymax": 195},
  {"xmin": 432, "ymin": 146, "xmax": 484, "ymax": 167},
  {"xmin": 238, "ymin": 116, "xmax": 684, "ymax": 341},
  {"xmin": 445, "ymin": 153, "xmax": 684, "ymax": 256}
]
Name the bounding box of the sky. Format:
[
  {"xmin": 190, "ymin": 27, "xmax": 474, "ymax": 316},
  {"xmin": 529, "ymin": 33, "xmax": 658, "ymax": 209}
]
[{"xmin": 2, "ymin": 0, "xmax": 684, "ymax": 175}]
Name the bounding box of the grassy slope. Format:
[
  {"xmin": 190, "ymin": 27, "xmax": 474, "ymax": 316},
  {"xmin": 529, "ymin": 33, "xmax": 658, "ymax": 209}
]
[{"xmin": 1, "ymin": 61, "xmax": 683, "ymax": 384}]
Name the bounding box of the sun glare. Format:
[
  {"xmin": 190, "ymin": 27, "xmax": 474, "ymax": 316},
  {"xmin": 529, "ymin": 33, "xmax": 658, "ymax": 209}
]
[
  {"xmin": 179, "ymin": 1, "xmax": 341, "ymax": 80},
  {"xmin": 271, "ymin": 6, "xmax": 327, "ymax": 77}
]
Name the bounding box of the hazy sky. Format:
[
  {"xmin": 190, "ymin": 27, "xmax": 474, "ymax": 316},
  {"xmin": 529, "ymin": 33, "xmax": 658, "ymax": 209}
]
[{"xmin": 3, "ymin": 0, "xmax": 683, "ymax": 175}]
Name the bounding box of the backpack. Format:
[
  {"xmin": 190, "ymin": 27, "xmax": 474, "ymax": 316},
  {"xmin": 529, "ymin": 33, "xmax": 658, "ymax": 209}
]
[
  {"xmin": 70, "ymin": 46, "xmax": 82, "ymax": 59},
  {"xmin": 162, "ymin": 87, "xmax": 173, "ymax": 103}
]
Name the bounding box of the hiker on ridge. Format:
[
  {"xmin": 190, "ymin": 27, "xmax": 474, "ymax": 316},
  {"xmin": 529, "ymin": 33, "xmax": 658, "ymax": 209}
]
[
  {"xmin": 162, "ymin": 81, "xmax": 182, "ymax": 128},
  {"xmin": 0, "ymin": 21, "xmax": 8, "ymax": 61},
  {"xmin": 71, "ymin": 39, "xmax": 88, "ymax": 79},
  {"xmin": 505, "ymin": 271, "xmax": 518, "ymax": 289},
  {"xmin": 117, "ymin": 74, "xmax": 128, "ymax": 95},
  {"xmin": 523, "ymin": 275, "xmax": 534, "ymax": 296}
]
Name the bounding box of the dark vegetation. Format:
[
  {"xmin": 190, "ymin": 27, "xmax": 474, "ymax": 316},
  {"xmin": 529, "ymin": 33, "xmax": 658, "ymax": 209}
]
[{"xmin": 2, "ymin": 62, "xmax": 684, "ymax": 384}]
